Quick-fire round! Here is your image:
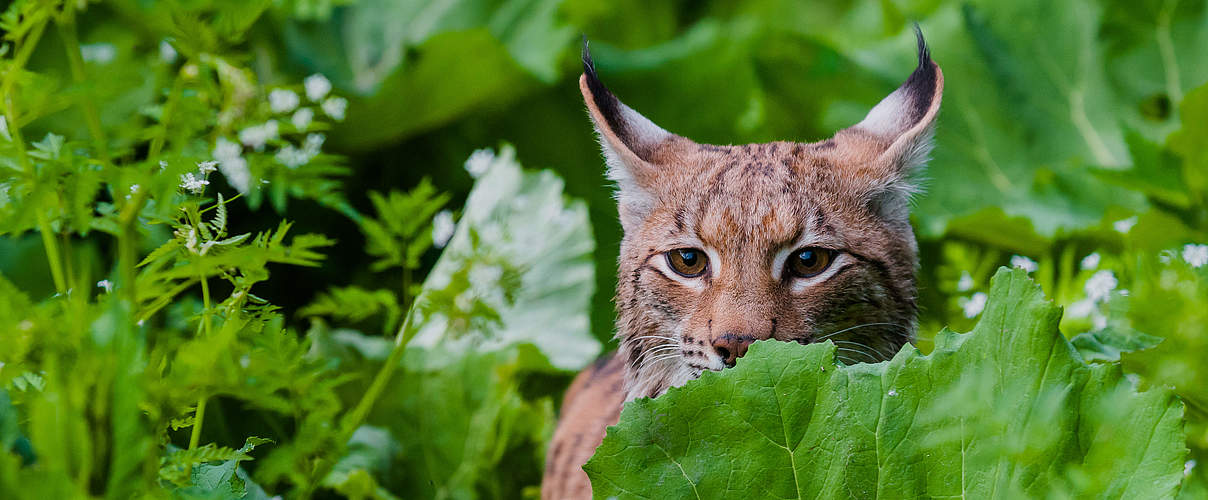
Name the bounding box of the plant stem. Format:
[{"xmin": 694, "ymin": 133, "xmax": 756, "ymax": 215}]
[
  {"xmin": 55, "ymin": 7, "xmax": 110, "ymax": 165},
  {"xmin": 37, "ymin": 212, "xmax": 68, "ymax": 294},
  {"xmin": 188, "ymin": 398, "xmax": 208, "ymax": 450}
]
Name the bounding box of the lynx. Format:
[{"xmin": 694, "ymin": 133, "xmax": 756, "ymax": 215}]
[{"xmin": 542, "ymin": 27, "xmax": 944, "ymax": 499}]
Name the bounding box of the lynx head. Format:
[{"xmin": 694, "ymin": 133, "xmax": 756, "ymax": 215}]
[{"xmin": 581, "ymin": 28, "xmax": 944, "ymax": 401}]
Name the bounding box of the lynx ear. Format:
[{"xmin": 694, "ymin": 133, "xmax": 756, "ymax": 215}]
[
  {"xmin": 580, "ymin": 39, "xmax": 691, "ymax": 230},
  {"xmin": 835, "ymin": 25, "xmax": 944, "ymax": 218}
]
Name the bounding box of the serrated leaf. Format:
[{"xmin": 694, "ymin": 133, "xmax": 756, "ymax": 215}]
[
  {"xmin": 407, "ymin": 145, "xmax": 599, "ymax": 371},
  {"xmin": 586, "ymin": 268, "xmax": 1187, "ymax": 498}
]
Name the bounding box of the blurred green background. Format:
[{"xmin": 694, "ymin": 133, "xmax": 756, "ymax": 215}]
[{"xmin": 2, "ymin": 0, "xmax": 1208, "ymax": 497}]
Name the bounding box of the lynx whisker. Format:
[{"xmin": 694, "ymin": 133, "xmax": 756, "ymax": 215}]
[
  {"xmin": 832, "ymin": 339, "xmax": 894, "ymax": 360},
  {"xmin": 815, "ymin": 322, "xmax": 909, "ymax": 343},
  {"xmin": 835, "ymin": 346, "xmax": 881, "ymax": 364}
]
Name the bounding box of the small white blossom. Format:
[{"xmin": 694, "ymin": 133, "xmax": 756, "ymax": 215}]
[
  {"xmin": 218, "ymin": 156, "xmax": 251, "ymax": 194},
  {"xmin": 304, "ymin": 74, "xmax": 332, "ymax": 101},
  {"xmin": 1113, "ymin": 216, "xmax": 1138, "ymax": 234},
  {"xmin": 303, "ymin": 133, "xmax": 325, "ymax": 154},
  {"xmin": 321, "ymin": 97, "xmax": 347, "ymax": 121},
  {"xmin": 0, "ymin": 115, "xmax": 9, "ymax": 141},
  {"xmin": 291, "ymin": 107, "xmax": 314, "ymax": 130},
  {"xmin": 275, "ymin": 144, "xmax": 310, "ymax": 168},
  {"xmin": 1085, "ymin": 270, "xmax": 1117, "ymax": 303},
  {"xmin": 184, "ymin": 228, "xmax": 198, "ymax": 254},
  {"xmin": 158, "ymin": 160, "xmax": 168, "ymax": 171},
  {"xmin": 956, "ymin": 271, "xmax": 974, "ymax": 292},
  {"xmin": 1010, "ymin": 255, "xmax": 1038, "ymax": 273},
  {"xmin": 197, "ymin": 160, "xmax": 218, "ymax": 174},
  {"xmin": 469, "ymin": 263, "xmax": 504, "ymax": 288},
  {"xmin": 432, "ymin": 210, "xmax": 456, "ymax": 248},
  {"xmin": 269, "ymin": 89, "xmax": 300, "ymax": 114},
  {"xmin": 960, "ymin": 292, "xmax": 988, "ymax": 318},
  {"xmin": 1183, "ymin": 243, "xmax": 1208, "ymax": 268},
  {"xmin": 464, "ymin": 148, "xmax": 495, "ymax": 178},
  {"xmin": 126, "ymin": 184, "xmax": 140, "ymax": 200},
  {"xmin": 80, "ymin": 43, "xmax": 116, "ymax": 64},
  {"xmin": 179, "ymin": 172, "xmax": 209, "ymax": 194},
  {"xmin": 213, "ymin": 137, "xmax": 242, "ymax": 162},
  {"xmin": 96, "ymin": 280, "xmax": 113, "ymax": 293},
  {"xmin": 1080, "ymin": 252, "xmax": 1100, "ymax": 270},
  {"xmin": 159, "ymin": 40, "xmax": 177, "ymax": 63},
  {"xmin": 1066, "ymin": 298, "xmax": 1095, "ymax": 319},
  {"xmin": 238, "ymin": 120, "xmax": 279, "ymax": 151}
]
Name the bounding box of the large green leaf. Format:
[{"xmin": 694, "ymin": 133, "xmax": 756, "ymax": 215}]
[
  {"xmin": 586, "ymin": 268, "xmax": 1186, "ymax": 499},
  {"xmin": 408, "ymin": 144, "xmax": 600, "ymax": 372}
]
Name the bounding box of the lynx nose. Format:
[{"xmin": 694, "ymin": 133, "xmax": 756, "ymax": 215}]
[{"xmin": 712, "ymin": 334, "xmax": 755, "ymax": 367}]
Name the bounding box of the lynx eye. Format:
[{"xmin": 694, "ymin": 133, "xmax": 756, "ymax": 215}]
[
  {"xmin": 666, "ymin": 248, "xmax": 708, "ymax": 278},
  {"xmin": 786, "ymin": 247, "xmax": 835, "ymax": 279}
]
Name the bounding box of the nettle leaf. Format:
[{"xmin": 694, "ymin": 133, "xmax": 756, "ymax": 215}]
[
  {"xmin": 586, "ymin": 268, "xmax": 1186, "ymax": 499},
  {"xmin": 407, "ymin": 145, "xmax": 599, "ymax": 371}
]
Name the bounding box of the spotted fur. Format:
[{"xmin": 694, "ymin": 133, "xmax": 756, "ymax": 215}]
[{"xmin": 542, "ymin": 26, "xmax": 944, "ymax": 499}]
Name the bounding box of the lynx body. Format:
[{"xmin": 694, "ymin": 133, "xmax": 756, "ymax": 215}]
[{"xmin": 542, "ymin": 29, "xmax": 944, "ymax": 499}]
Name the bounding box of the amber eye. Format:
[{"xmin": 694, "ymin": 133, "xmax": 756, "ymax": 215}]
[
  {"xmin": 666, "ymin": 248, "xmax": 708, "ymax": 278},
  {"xmin": 787, "ymin": 247, "xmax": 835, "ymax": 278}
]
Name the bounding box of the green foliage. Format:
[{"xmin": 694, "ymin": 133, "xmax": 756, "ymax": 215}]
[
  {"xmin": 586, "ymin": 269, "xmax": 1187, "ymax": 499},
  {"xmin": 0, "ymin": 0, "xmax": 1206, "ymax": 498}
]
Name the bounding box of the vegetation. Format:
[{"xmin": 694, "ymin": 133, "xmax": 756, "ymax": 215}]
[{"xmin": 0, "ymin": 0, "xmax": 1205, "ymax": 498}]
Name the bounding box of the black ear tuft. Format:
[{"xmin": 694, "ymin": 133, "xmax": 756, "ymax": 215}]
[
  {"xmin": 899, "ymin": 24, "xmax": 938, "ymax": 125},
  {"xmin": 581, "ymin": 35, "xmax": 597, "ymax": 80},
  {"xmin": 913, "ymin": 23, "xmax": 930, "ymax": 67}
]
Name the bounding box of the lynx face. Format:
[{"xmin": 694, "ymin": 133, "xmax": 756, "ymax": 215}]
[{"xmin": 582, "ymin": 30, "xmax": 944, "ymax": 401}]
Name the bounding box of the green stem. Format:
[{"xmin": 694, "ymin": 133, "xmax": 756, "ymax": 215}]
[
  {"xmin": 188, "ymin": 266, "xmax": 214, "ymax": 450},
  {"xmin": 188, "ymin": 398, "xmax": 208, "ymax": 450},
  {"xmin": 55, "ymin": 7, "xmax": 110, "ymax": 165},
  {"xmin": 37, "ymin": 212, "xmax": 68, "ymax": 294},
  {"xmin": 148, "ymin": 66, "xmax": 188, "ymax": 159}
]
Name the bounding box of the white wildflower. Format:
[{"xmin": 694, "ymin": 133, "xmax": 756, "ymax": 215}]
[
  {"xmin": 956, "ymin": 271, "xmax": 974, "ymax": 292},
  {"xmin": 184, "ymin": 228, "xmax": 198, "ymax": 254},
  {"xmin": 238, "ymin": 120, "xmax": 279, "ymax": 151},
  {"xmin": 303, "ymin": 133, "xmax": 325, "ymax": 154},
  {"xmin": 1113, "ymin": 216, "xmax": 1138, "ymax": 234},
  {"xmin": 126, "ymin": 184, "xmax": 139, "ymax": 200},
  {"xmin": 197, "ymin": 160, "xmax": 218, "ymax": 174},
  {"xmin": 1080, "ymin": 252, "xmax": 1100, "ymax": 270},
  {"xmin": 464, "ymin": 148, "xmax": 495, "ymax": 178},
  {"xmin": 321, "ymin": 96, "xmax": 347, "ymax": 121},
  {"xmin": 304, "ymin": 74, "xmax": 332, "ymax": 101},
  {"xmin": 275, "ymin": 144, "xmax": 310, "ymax": 168},
  {"xmin": 0, "ymin": 115, "xmax": 9, "ymax": 141},
  {"xmin": 159, "ymin": 40, "xmax": 177, "ymax": 63},
  {"xmin": 1084, "ymin": 270, "xmax": 1118, "ymax": 303},
  {"xmin": 80, "ymin": 43, "xmax": 116, "ymax": 64},
  {"xmin": 1183, "ymin": 243, "xmax": 1208, "ymax": 268},
  {"xmin": 179, "ymin": 172, "xmax": 208, "ymax": 194},
  {"xmin": 213, "ymin": 137, "xmax": 242, "ymax": 162},
  {"xmin": 291, "ymin": 107, "xmax": 314, "ymax": 130},
  {"xmin": 96, "ymin": 280, "xmax": 113, "ymax": 293},
  {"xmin": 960, "ymin": 292, "xmax": 988, "ymax": 319},
  {"xmin": 1010, "ymin": 255, "xmax": 1038, "ymax": 273},
  {"xmin": 469, "ymin": 263, "xmax": 504, "ymax": 288},
  {"xmin": 158, "ymin": 160, "xmax": 168, "ymax": 171},
  {"xmin": 269, "ymin": 89, "xmax": 300, "ymax": 114},
  {"xmin": 432, "ymin": 210, "xmax": 455, "ymax": 248},
  {"xmin": 218, "ymin": 156, "xmax": 251, "ymax": 194},
  {"xmin": 1066, "ymin": 298, "xmax": 1095, "ymax": 319}
]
